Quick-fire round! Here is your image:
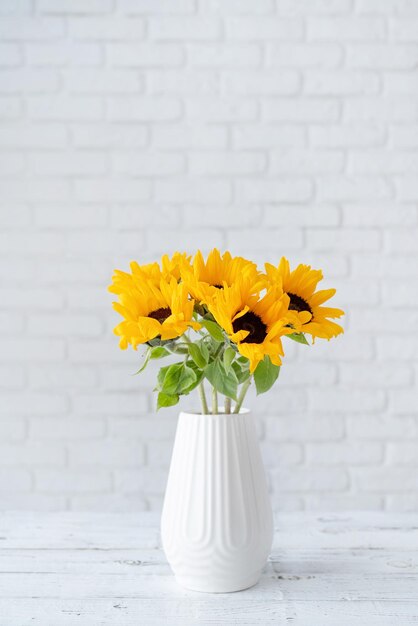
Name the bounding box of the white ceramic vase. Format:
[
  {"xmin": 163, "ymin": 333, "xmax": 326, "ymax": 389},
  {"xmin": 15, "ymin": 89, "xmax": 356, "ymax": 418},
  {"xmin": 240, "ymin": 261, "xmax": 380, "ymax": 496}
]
[{"xmin": 160, "ymin": 409, "xmax": 274, "ymax": 593}]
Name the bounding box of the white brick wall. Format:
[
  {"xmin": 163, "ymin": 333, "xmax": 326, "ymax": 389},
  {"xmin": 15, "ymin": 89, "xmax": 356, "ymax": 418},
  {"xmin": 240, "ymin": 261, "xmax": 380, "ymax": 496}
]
[{"xmin": 0, "ymin": 0, "xmax": 417, "ymax": 513}]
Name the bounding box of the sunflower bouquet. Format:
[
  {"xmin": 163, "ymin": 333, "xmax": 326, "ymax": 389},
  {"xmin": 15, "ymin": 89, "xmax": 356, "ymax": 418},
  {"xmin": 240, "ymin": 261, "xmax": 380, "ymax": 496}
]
[{"xmin": 108, "ymin": 249, "xmax": 344, "ymax": 414}]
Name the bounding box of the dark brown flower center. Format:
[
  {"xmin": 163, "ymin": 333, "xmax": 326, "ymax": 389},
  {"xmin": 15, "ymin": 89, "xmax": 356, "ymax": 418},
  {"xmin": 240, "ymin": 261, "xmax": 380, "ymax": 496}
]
[
  {"xmin": 213, "ymin": 284, "xmax": 224, "ymax": 289},
  {"xmin": 288, "ymin": 293, "xmax": 312, "ymax": 315},
  {"xmin": 148, "ymin": 307, "xmax": 171, "ymax": 323},
  {"xmin": 232, "ymin": 311, "xmax": 267, "ymax": 344}
]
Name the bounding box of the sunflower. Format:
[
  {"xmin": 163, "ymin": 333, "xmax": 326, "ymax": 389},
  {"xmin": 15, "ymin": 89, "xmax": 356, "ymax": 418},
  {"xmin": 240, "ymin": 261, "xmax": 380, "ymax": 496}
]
[
  {"xmin": 109, "ymin": 261, "xmax": 162, "ymax": 297},
  {"xmin": 161, "ymin": 251, "xmax": 192, "ymax": 282},
  {"xmin": 109, "ymin": 274, "xmax": 200, "ymax": 350},
  {"xmin": 182, "ymin": 248, "xmax": 263, "ymax": 306},
  {"xmin": 264, "ymin": 258, "xmax": 344, "ymax": 341},
  {"xmin": 207, "ymin": 278, "xmax": 299, "ymax": 372},
  {"xmin": 109, "ymin": 252, "xmax": 192, "ymax": 297}
]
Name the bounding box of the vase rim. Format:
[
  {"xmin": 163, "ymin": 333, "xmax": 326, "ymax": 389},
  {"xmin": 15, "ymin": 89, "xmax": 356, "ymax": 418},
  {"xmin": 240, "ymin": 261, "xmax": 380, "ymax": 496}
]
[{"xmin": 179, "ymin": 407, "xmax": 250, "ymax": 418}]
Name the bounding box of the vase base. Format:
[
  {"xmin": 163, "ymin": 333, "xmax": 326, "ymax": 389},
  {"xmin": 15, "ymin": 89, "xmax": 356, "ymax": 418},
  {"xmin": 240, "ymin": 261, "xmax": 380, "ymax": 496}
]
[{"xmin": 174, "ymin": 571, "xmax": 261, "ymax": 594}]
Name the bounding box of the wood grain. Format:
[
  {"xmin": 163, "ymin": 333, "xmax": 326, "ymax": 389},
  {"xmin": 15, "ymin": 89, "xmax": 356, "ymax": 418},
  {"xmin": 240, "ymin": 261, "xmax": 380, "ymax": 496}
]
[{"xmin": 0, "ymin": 512, "xmax": 417, "ymax": 625}]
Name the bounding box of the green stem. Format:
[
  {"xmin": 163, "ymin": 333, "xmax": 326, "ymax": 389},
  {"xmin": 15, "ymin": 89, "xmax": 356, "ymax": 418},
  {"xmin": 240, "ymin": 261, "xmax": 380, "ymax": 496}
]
[
  {"xmin": 198, "ymin": 381, "xmax": 209, "ymax": 415},
  {"xmin": 224, "ymin": 397, "xmax": 231, "ymax": 414},
  {"xmin": 213, "ymin": 343, "xmax": 223, "ymax": 360},
  {"xmin": 212, "ymin": 385, "xmax": 218, "ymax": 415},
  {"xmin": 234, "ymin": 377, "xmax": 252, "ymax": 414}
]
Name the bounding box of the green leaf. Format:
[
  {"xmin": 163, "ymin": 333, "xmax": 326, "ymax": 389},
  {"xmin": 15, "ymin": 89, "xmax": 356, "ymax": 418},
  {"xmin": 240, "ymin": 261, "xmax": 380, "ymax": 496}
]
[
  {"xmin": 188, "ymin": 342, "xmax": 208, "ymax": 369},
  {"xmin": 133, "ymin": 345, "xmax": 170, "ymax": 376},
  {"xmin": 150, "ymin": 346, "xmax": 170, "ymax": 359},
  {"xmin": 181, "ymin": 361, "xmax": 204, "ymax": 395},
  {"xmin": 205, "ymin": 335, "xmax": 221, "ymax": 356},
  {"xmin": 223, "ymin": 346, "xmax": 235, "ymax": 373},
  {"xmin": 199, "ymin": 339, "xmax": 210, "ymax": 363},
  {"xmin": 166, "ymin": 343, "xmax": 189, "ymax": 355},
  {"xmin": 158, "ymin": 363, "xmax": 197, "ymax": 396},
  {"xmin": 133, "ymin": 347, "xmax": 151, "ymax": 375},
  {"xmin": 253, "ymin": 356, "xmax": 280, "ymax": 395},
  {"xmin": 157, "ymin": 364, "xmax": 171, "ymax": 389},
  {"xmin": 287, "ymin": 332, "xmax": 309, "ymax": 345},
  {"xmin": 157, "ymin": 391, "xmax": 179, "ymax": 410},
  {"xmin": 205, "ymin": 359, "xmax": 238, "ymax": 401},
  {"xmin": 232, "ymin": 359, "xmax": 250, "ymax": 384},
  {"xmin": 200, "ymin": 319, "xmax": 224, "ymax": 342}
]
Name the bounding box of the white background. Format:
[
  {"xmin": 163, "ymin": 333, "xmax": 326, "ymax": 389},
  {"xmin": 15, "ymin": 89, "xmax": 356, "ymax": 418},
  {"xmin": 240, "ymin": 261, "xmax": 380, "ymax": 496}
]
[{"xmin": 0, "ymin": 0, "xmax": 417, "ymax": 512}]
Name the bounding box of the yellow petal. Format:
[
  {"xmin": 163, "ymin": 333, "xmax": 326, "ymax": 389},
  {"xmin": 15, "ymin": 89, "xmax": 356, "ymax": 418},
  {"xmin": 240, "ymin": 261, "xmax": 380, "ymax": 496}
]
[{"xmin": 230, "ymin": 329, "xmax": 249, "ymax": 343}]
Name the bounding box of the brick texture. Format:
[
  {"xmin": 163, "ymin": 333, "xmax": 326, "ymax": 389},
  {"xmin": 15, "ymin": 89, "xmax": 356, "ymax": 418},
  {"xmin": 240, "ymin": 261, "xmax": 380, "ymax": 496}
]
[{"xmin": 0, "ymin": 0, "xmax": 417, "ymax": 513}]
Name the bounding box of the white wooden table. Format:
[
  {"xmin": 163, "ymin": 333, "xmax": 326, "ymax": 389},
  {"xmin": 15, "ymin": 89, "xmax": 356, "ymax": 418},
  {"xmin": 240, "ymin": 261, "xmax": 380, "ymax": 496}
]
[{"xmin": 1, "ymin": 512, "xmax": 417, "ymax": 625}]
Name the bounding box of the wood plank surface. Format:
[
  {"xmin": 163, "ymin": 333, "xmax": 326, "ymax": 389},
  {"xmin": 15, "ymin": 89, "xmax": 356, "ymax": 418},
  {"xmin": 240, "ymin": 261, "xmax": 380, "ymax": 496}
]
[{"xmin": 0, "ymin": 512, "xmax": 417, "ymax": 625}]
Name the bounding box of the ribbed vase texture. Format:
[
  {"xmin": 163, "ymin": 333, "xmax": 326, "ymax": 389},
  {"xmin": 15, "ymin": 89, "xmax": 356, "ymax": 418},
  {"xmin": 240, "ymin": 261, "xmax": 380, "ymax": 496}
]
[{"xmin": 161, "ymin": 410, "xmax": 274, "ymax": 593}]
